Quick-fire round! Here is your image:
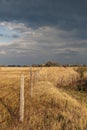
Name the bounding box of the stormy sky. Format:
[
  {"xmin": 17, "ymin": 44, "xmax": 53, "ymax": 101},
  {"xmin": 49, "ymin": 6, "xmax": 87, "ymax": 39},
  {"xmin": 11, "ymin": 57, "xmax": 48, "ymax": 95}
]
[{"xmin": 0, "ymin": 0, "xmax": 87, "ymax": 65}]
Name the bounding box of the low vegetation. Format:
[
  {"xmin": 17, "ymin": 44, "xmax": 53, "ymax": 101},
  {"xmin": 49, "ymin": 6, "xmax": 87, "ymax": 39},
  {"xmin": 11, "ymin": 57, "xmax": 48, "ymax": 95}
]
[{"xmin": 0, "ymin": 67, "xmax": 87, "ymax": 130}]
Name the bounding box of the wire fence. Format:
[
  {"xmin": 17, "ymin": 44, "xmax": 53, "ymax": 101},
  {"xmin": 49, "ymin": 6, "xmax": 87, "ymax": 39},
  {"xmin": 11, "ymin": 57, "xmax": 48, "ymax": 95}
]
[
  {"xmin": 0, "ymin": 67, "xmax": 78, "ymax": 124},
  {"xmin": 0, "ymin": 67, "xmax": 43, "ymax": 124}
]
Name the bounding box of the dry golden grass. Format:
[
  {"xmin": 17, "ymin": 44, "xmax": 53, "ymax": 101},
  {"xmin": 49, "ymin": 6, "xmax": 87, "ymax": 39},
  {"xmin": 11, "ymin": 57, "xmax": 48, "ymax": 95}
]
[
  {"xmin": 0, "ymin": 67, "xmax": 87, "ymax": 130},
  {"xmin": 38, "ymin": 67, "xmax": 79, "ymax": 87}
]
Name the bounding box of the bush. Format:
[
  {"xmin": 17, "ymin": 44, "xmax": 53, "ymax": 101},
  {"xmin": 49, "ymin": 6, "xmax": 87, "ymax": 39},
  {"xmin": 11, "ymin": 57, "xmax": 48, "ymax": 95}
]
[
  {"xmin": 76, "ymin": 79, "xmax": 87, "ymax": 91},
  {"xmin": 75, "ymin": 67, "xmax": 87, "ymax": 79},
  {"xmin": 44, "ymin": 61, "xmax": 60, "ymax": 67},
  {"xmin": 74, "ymin": 67, "xmax": 87, "ymax": 91}
]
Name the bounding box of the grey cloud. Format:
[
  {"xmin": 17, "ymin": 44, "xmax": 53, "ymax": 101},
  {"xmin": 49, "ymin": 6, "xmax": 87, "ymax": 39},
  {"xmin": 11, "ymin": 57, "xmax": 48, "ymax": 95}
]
[
  {"xmin": 0, "ymin": 0, "xmax": 87, "ymax": 30},
  {"xmin": 51, "ymin": 49, "xmax": 80, "ymax": 64},
  {"xmin": 0, "ymin": 24, "xmax": 85, "ymax": 57},
  {"xmin": 0, "ymin": 34, "xmax": 4, "ymax": 37},
  {"xmin": 0, "ymin": 33, "xmax": 20, "ymax": 39},
  {"xmin": 11, "ymin": 34, "xmax": 20, "ymax": 38},
  {"xmin": 61, "ymin": 40, "xmax": 87, "ymax": 49},
  {"xmin": 58, "ymin": 49, "xmax": 79, "ymax": 57},
  {"xmin": 0, "ymin": 3, "xmax": 87, "ymax": 66}
]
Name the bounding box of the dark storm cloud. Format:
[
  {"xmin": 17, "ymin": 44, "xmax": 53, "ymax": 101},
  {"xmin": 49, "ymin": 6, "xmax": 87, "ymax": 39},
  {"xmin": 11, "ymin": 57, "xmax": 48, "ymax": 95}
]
[
  {"xmin": 58, "ymin": 49, "xmax": 79, "ymax": 56},
  {"xmin": 0, "ymin": 0, "xmax": 87, "ymax": 65},
  {"xmin": 58, "ymin": 39, "xmax": 87, "ymax": 49},
  {"xmin": 0, "ymin": 0, "xmax": 87, "ymax": 30}
]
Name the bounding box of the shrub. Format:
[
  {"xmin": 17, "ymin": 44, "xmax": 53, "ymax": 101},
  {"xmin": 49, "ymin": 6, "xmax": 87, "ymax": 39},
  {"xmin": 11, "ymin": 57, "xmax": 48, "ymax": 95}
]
[
  {"xmin": 75, "ymin": 67, "xmax": 87, "ymax": 79},
  {"xmin": 75, "ymin": 67, "xmax": 87, "ymax": 91}
]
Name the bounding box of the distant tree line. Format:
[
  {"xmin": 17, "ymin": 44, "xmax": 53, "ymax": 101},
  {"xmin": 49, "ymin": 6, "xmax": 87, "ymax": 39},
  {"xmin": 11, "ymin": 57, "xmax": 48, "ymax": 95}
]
[
  {"xmin": 0, "ymin": 61, "xmax": 87, "ymax": 67},
  {"xmin": 0, "ymin": 65, "xmax": 29, "ymax": 67},
  {"xmin": 32, "ymin": 61, "xmax": 87, "ymax": 67},
  {"xmin": 31, "ymin": 61, "xmax": 61, "ymax": 67}
]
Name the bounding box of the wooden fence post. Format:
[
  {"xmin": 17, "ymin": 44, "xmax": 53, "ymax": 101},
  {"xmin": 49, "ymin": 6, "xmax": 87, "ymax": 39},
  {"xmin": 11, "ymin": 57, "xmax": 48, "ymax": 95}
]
[
  {"xmin": 20, "ymin": 74, "xmax": 24, "ymax": 122},
  {"xmin": 30, "ymin": 67, "xmax": 33, "ymax": 97}
]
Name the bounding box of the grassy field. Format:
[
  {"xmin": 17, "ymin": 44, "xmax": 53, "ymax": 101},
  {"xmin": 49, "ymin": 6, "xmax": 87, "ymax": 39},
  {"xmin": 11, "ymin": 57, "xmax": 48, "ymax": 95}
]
[{"xmin": 0, "ymin": 67, "xmax": 87, "ymax": 130}]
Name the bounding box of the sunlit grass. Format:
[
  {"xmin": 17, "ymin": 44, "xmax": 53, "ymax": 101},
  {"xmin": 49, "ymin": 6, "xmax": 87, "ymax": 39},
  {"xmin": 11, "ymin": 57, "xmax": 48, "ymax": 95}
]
[{"xmin": 0, "ymin": 67, "xmax": 87, "ymax": 130}]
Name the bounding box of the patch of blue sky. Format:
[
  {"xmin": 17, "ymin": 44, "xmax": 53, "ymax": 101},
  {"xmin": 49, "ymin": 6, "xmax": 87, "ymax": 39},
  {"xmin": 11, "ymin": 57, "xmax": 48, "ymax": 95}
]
[
  {"xmin": 0, "ymin": 37, "xmax": 13, "ymax": 43},
  {"xmin": 0, "ymin": 26, "xmax": 20, "ymax": 44}
]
